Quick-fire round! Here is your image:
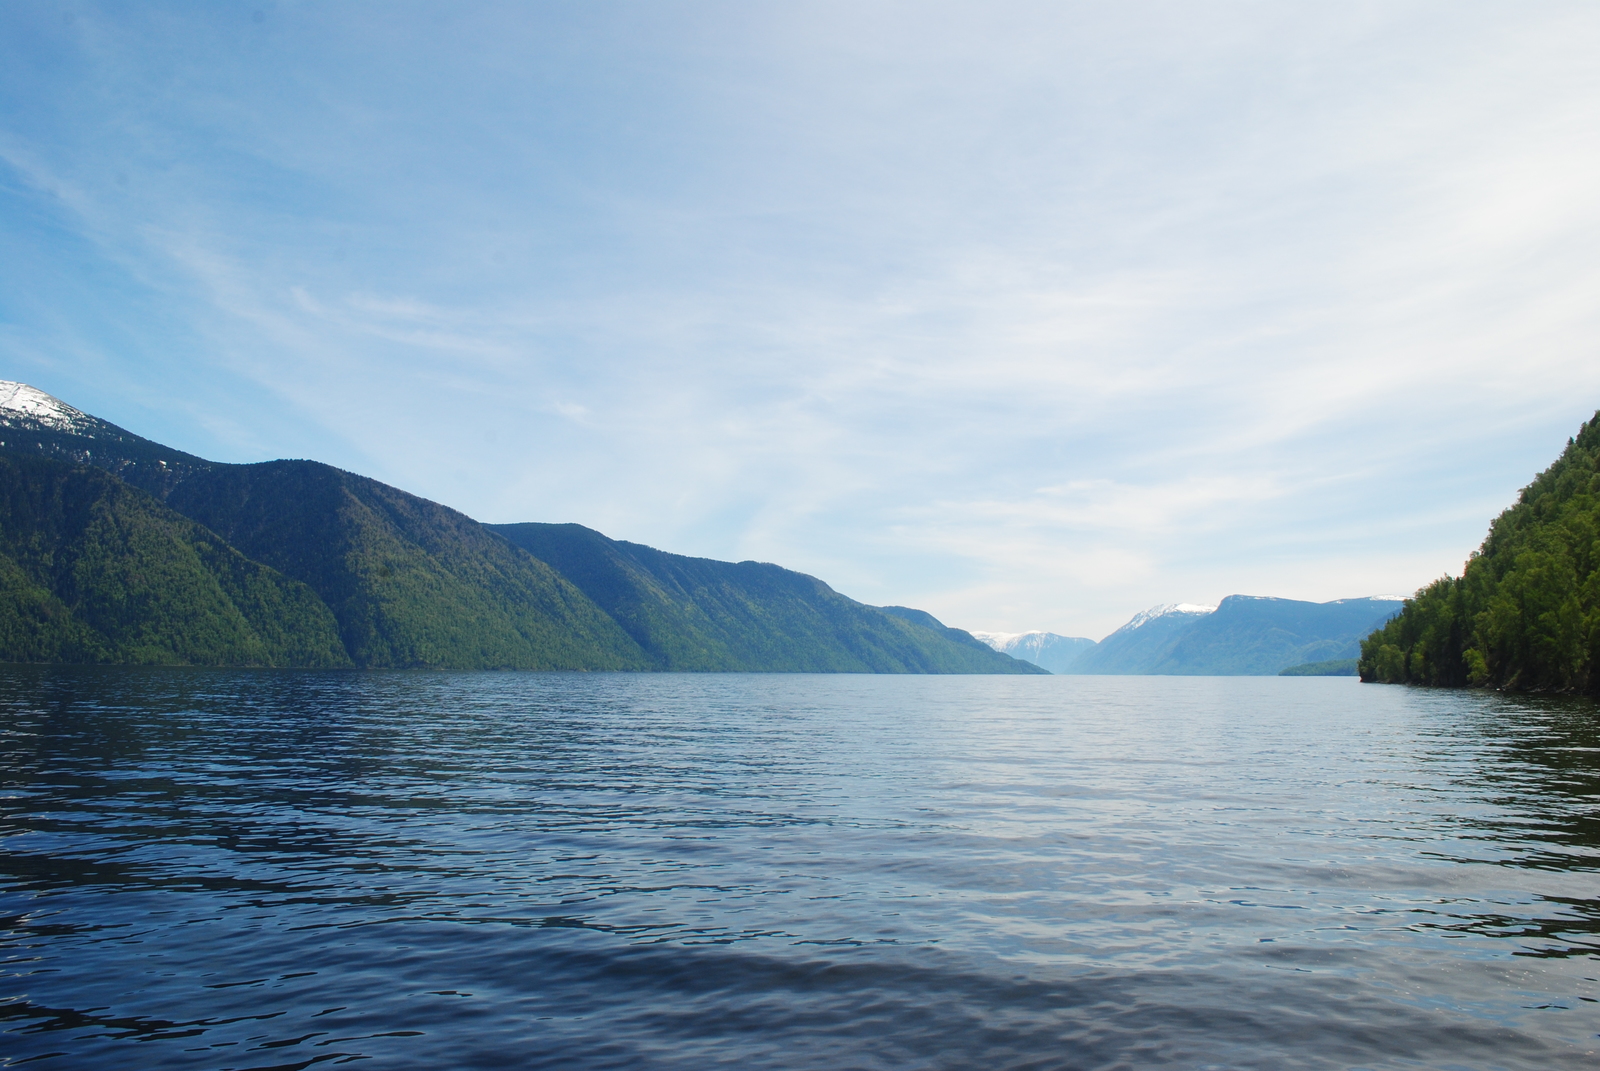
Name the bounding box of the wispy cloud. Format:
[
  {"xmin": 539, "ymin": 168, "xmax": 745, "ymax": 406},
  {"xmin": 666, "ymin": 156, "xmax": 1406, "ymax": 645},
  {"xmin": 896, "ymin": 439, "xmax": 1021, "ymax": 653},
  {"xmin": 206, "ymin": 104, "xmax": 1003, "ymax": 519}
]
[{"xmin": 3, "ymin": 1, "xmax": 1598, "ymax": 637}]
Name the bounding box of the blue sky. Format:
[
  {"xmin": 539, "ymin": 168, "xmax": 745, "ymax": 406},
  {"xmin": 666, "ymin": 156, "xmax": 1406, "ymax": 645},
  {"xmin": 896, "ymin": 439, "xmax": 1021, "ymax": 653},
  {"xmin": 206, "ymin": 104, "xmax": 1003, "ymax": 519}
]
[{"xmin": 3, "ymin": 2, "xmax": 1599, "ymax": 639}]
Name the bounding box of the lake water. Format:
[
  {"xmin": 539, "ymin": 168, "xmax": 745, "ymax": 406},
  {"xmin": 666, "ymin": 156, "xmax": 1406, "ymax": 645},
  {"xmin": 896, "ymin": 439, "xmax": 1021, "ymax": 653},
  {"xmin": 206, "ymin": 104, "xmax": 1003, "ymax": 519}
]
[{"xmin": 1, "ymin": 669, "xmax": 1597, "ymax": 1069}]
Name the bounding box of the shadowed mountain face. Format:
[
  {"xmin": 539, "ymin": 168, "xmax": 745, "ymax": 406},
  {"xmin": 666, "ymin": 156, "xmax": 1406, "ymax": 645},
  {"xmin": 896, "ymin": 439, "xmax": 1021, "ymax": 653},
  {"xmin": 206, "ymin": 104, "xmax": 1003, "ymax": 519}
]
[
  {"xmin": 490, "ymin": 523, "xmax": 1042, "ymax": 674},
  {"xmin": 157, "ymin": 464, "xmax": 649, "ymax": 670},
  {"xmin": 0, "ymin": 382, "xmax": 1037, "ymax": 673},
  {"xmin": 0, "ymin": 453, "xmax": 348, "ymax": 666}
]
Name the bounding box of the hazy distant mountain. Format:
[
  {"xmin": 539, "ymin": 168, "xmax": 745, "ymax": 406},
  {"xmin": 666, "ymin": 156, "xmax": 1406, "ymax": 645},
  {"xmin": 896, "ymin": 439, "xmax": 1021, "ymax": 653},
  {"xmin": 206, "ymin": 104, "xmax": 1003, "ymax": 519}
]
[
  {"xmin": 1279, "ymin": 658, "xmax": 1359, "ymax": 676},
  {"xmin": 1063, "ymin": 603, "xmax": 1218, "ymax": 674},
  {"xmin": 1154, "ymin": 596, "xmax": 1403, "ymax": 675},
  {"xmin": 971, "ymin": 630, "xmax": 1097, "ymax": 673},
  {"xmin": 0, "ymin": 381, "xmax": 1039, "ymax": 674},
  {"xmin": 1063, "ymin": 596, "xmax": 1402, "ymax": 675}
]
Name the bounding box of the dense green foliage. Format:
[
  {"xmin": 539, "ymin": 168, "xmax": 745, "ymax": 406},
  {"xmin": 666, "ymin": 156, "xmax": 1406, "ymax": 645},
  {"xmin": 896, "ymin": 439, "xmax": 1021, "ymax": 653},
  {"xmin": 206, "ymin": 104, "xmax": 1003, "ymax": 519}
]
[
  {"xmin": 0, "ymin": 454, "xmax": 348, "ymax": 666},
  {"xmin": 491, "ymin": 523, "xmax": 1043, "ymax": 673},
  {"xmin": 163, "ymin": 464, "xmax": 649, "ymax": 670},
  {"xmin": 1278, "ymin": 658, "xmax": 1358, "ymax": 676},
  {"xmin": 1361, "ymin": 412, "xmax": 1600, "ymax": 693}
]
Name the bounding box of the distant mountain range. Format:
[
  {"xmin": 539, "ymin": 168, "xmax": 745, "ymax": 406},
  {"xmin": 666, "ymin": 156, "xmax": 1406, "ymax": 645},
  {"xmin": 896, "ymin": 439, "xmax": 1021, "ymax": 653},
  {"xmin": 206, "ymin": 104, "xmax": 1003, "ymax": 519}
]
[
  {"xmin": 976, "ymin": 596, "xmax": 1404, "ymax": 675},
  {"xmin": 0, "ymin": 382, "xmax": 1040, "ymax": 674}
]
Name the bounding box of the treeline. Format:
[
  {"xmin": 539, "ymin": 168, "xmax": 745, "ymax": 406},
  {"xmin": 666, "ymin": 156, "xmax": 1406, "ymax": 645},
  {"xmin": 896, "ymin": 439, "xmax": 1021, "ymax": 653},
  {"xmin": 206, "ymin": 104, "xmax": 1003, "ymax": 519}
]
[{"xmin": 1361, "ymin": 411, "xmax": 1600, "ymax": 693}]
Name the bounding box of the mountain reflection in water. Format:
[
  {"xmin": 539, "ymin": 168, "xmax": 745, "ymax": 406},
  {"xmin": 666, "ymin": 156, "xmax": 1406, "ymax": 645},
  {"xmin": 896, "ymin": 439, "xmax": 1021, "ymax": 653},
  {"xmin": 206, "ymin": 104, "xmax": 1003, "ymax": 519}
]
[{"xmin": 1, "ymin": 669, "xmax": 1597, "ymax": 1069}]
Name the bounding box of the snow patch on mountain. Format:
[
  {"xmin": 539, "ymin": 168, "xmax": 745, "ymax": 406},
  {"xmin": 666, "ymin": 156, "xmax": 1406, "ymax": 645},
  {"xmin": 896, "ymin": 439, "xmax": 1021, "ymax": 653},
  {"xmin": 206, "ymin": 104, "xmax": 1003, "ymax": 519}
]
[
  {"xmin": 1118, "ymin": 602, "xmax": 1217, "ymax": 633},
  {"xmin": 970, "ymin": 630, "xmax": 1028, "ymax": 650},
  {"xmin": 0, "ymin": 381, "xmax": 90, "ymax": 432}
]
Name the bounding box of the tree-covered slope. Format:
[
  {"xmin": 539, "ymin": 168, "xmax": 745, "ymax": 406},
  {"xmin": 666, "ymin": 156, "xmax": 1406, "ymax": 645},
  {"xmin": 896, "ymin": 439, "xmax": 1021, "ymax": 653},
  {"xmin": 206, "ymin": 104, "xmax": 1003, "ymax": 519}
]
[
  {"xmin": 490, "ymin": 522, "xmax": 1043, "ymax": 673},
  {"xmin": 0, "ymin": 381, "xmax": 213, "ymax": 496},
  {"xmin": 0, "ymin": 453, "xmax": 348, "ymax": 666},
  {"xmin": 0, "ymin": 381, "xmax": 1036, "ymax": 673},
  {"xmin": 162, "ymin": 464, "xmax": 649, "ymax": 670},
  {"xmin": 0, "ymin": 385, "xmax": 651, "ymax": 670},
  {"xmin": 1361, "ymin": 411, "xmax": 1600, "ymax": 693}
]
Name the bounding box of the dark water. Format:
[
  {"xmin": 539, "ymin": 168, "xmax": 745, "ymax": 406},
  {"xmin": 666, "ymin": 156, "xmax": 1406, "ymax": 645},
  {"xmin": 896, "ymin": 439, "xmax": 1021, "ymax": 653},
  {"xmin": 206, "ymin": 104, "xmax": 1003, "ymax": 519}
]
[{"xmin": 2, "ymin": 670, "xmax": 1598, "ymax": 1070}]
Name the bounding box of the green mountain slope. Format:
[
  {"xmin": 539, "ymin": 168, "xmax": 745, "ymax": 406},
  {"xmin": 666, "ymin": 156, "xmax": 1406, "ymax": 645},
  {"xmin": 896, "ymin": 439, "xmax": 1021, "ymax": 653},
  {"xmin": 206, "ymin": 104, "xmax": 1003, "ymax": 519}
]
[
  {"xmin": 0, "ymin": 385, "xmax": 651, "ymax": 669},
  {"xmin": 1361, "ymin": 411, "xmax": 1600, "ymax": 693},
  {"xmin": 490, "ymin": 522, "xmax": 1043, "ymax": 673},
  {"xmin": 0, "ymin": 453, "xmax": 348, "ymax": 666},
  {"xmin": 0, "ymin": 381, "xmax": 1030, "ymax": 674},
  {"xmin": 160, "ymin": 463, "xmax": 649, "ymax": 670}
]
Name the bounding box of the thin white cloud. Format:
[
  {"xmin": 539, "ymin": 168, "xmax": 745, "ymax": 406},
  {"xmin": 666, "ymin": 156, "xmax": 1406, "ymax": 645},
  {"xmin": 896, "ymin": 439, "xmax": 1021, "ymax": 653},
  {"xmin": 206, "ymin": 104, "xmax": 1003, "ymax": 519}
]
[{"xmin": 2, "ymin": 1, "xmax": 1598, "ymax": 638}]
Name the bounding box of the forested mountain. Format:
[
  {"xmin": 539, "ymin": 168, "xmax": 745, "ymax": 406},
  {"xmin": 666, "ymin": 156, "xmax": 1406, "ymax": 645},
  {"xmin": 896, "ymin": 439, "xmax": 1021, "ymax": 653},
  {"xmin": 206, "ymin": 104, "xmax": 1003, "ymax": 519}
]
[
  {"xmin": 492, "ymin": 523, "xmax": 1036, "ymax": 672},
  {"xmin": 1361, "ymin": 411, "xmax": 1600, "ymax": 693},
  {"xmin": 0, "ymin": 381, "xmax": 1037, "ymax": 673},
  {"xmin": 970, "ymin": 630, "xmax": 1097, "ymax": 672},
  {"xmin": 1064, "ymin": 597, "xmax": 1400, "ymax": 675},
  {"xmin": 0, "ymin": 453, "xmax": 347, "ymax": 666}
]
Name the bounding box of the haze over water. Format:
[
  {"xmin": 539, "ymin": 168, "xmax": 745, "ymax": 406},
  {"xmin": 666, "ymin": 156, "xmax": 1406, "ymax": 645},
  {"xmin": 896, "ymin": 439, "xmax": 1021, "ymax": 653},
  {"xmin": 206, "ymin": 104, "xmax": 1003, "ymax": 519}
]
[{"xmin": 2, "ymin": 669, "xmax": 1598, "ymax": 1068}]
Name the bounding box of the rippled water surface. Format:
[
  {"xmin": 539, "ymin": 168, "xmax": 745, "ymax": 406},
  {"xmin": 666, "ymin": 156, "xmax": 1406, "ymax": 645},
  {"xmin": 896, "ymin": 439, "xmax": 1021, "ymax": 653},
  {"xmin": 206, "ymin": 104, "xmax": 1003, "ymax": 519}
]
[{"xmin": 2, "ymin": 669, "xmax": 1599, "ymax": 1069}]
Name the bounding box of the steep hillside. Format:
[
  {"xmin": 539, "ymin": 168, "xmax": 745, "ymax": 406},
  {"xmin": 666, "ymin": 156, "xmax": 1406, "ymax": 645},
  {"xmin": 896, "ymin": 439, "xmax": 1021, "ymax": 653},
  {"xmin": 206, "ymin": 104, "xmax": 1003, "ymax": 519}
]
[
  {"xmin": 0, "ymin": 383, "xmax": 655, "ymax": 669},
  {"xmin": 490, "ymin": 522, "xmax": 1043, "ymax": 673},
  {"xmin": 0, "ymin": 381, "xmax": 213, "ymax": 496},
  {"xmin": 0, "ymin": 453, "xmax": 348, "ymax": 666},
  {"xmin": 162, "ymin": 465, "xmax": 650, "ymax": 670},
  {"xmin": 1362, "ymin": 411, "xmax": 1600, "ymax": 693},
  {"xmin": 0, "ymin": 381, "xmax": 1039, "ymax": 674}
]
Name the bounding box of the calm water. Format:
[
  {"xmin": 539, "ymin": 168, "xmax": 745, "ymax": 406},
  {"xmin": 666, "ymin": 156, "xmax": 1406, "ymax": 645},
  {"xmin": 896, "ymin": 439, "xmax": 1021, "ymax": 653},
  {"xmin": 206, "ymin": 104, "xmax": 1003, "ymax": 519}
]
[{"xmin": 2, "ymin": 670, "xmax": 1598, "ymax": 1070}]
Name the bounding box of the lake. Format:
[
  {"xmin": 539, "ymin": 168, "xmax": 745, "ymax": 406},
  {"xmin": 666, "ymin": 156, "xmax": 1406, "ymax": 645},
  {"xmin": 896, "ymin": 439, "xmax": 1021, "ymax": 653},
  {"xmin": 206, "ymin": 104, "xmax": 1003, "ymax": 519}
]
[{"xmin": 1, "ymin": 669, "xmax": 1597, "ymax": 1069}]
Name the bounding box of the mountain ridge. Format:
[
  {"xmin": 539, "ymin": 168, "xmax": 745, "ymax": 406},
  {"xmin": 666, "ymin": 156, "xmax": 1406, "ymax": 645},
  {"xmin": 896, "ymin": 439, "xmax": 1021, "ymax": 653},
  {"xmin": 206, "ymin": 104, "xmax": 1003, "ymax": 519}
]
[
  {"xmin": 0, "ymin": 381, "xmax": 1038, "ymax": 674},
  {"xmin": 489, "ymin": 523, "xmax": 1034, "ymax": 673}
]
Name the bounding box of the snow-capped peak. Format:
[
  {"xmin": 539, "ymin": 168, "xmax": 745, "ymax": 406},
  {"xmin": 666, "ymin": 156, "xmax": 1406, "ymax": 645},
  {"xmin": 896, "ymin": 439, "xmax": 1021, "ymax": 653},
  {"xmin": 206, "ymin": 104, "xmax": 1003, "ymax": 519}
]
[
  {"xmin": 970, "ymin": 630, "xmax": 1034, "ymax": 649},
  {"xmin": 1120, "ymin": 602, "xmax": 1217, "ymax": 631},
  {"xmin": 0, "ymin": 381, "xmax": 89, "ymax": 432}
]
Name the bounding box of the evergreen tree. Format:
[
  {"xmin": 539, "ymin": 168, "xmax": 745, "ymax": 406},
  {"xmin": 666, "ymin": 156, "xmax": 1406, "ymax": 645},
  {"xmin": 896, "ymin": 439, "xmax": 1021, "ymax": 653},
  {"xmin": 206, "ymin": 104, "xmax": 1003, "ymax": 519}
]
[{"xmin": 1361, "ymin": 411, "xmax": 1600, "ymax": 693}]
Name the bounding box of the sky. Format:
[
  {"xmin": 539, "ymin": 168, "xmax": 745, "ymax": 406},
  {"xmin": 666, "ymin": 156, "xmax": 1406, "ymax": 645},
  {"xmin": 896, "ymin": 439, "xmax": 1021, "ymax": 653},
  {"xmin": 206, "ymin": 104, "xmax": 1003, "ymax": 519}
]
[{"xmin": 3, "ymin": 1, "xmax": 1599, "ymax": 641}]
